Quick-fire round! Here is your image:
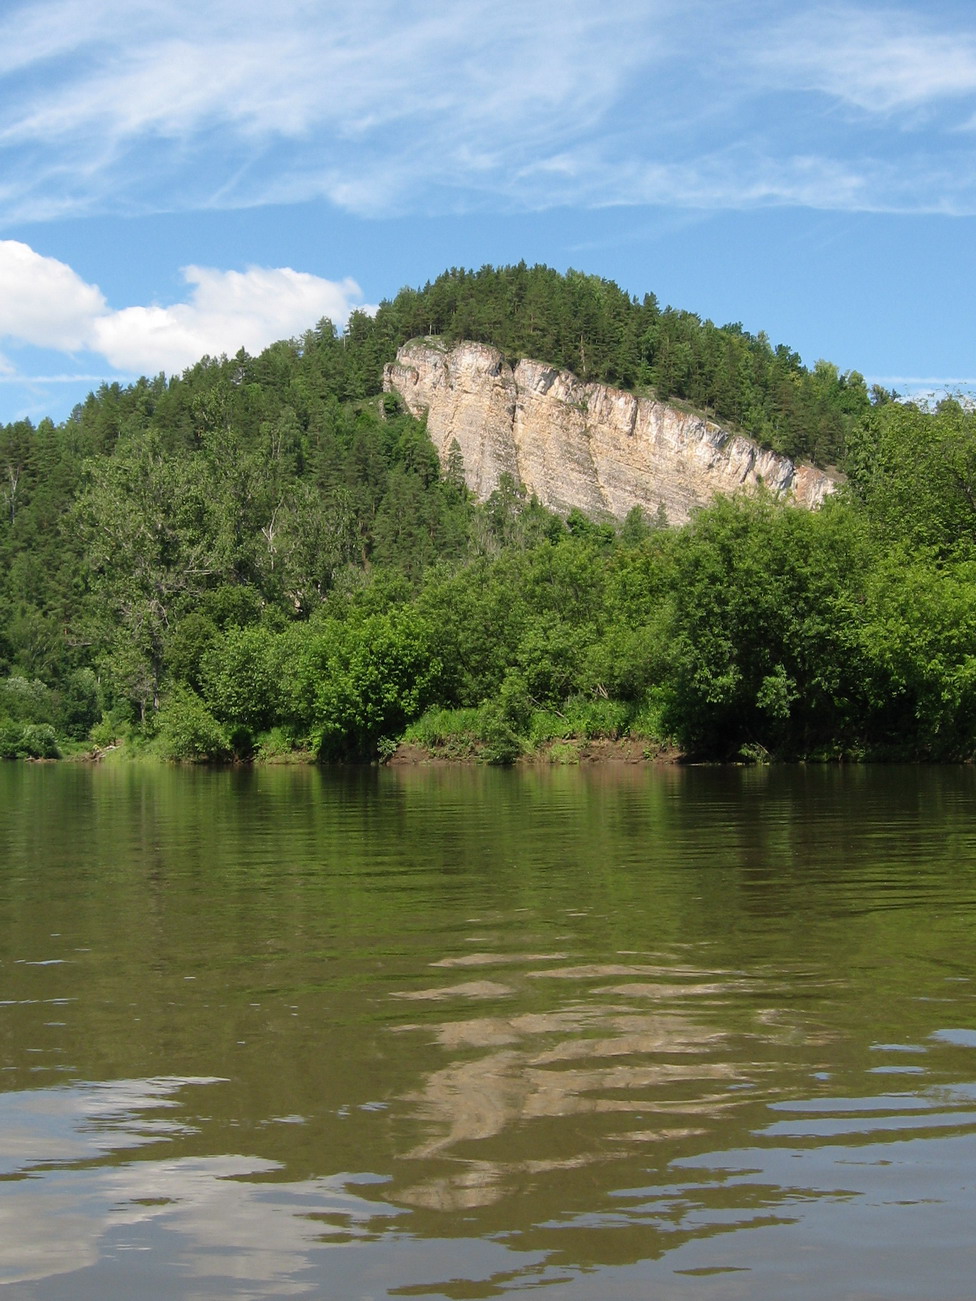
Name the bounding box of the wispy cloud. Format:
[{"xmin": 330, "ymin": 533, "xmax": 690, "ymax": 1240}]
[
  {"xmin": 0, "ymin": 372, "xmax": 132, "ymax": 385},
  {"xmin": 750, "ymin": 6, "xmax": 976, "ymax": 117},
  {"xmin": 2, "ymin": 2, "xmax": 976, "ymax": 222},
  {"xmin": 0, "ymin": 0, "xmax": 665, "ymax": 220}
]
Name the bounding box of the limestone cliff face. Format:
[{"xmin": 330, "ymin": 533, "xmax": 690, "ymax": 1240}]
[{"xmin": 384, "ymin": 340, "xmax": 837, "ymax": 525}]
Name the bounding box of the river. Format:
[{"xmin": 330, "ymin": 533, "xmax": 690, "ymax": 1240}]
[{"xmin": 2, "ymin": 761, "xmax": 976, "ymax": 1299}]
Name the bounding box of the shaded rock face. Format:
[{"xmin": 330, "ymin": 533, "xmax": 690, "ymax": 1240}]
[{"xmin": 384, "ymin": 340, "xmax": 838, "ymax": 525}]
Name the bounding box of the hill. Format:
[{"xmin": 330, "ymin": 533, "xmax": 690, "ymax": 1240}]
[{"xmin": 1, "ymin": 262, "xmax": 972, "ymax": 765}]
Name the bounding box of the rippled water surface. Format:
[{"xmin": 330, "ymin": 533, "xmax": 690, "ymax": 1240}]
[{"xmin": 3, "ymin": 761, "xmax": 976, "ymax": 1299}]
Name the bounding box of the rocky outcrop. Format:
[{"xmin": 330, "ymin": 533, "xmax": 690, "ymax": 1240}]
[{"xmin": 384, "ymin": 340, "xmax": 837, "ymax": 525}]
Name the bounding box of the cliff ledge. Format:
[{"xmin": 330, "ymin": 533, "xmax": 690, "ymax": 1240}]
[{"xmin": 384, "ymin": 339, "xmax": 837, "ymax": 525}]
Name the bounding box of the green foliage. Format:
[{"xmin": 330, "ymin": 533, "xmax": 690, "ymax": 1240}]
[
  {"xmin": 200, "ymin": 624, "xmax": 285, "ymax": 746},
  {"xmin": 627, "ymin": 692, "xmax": 669, "ymax": 745},
  {"xmin": 253, "ymin": 726, "xmax": 310, "ymax": 762},
  {"xmin": 479, "ymin": 670, "xmax": 533, "ymax": 765},
  {"xmin": 0, "ymin": 675, "xmax": 55, "ymax": 724},
  {"xmin": 90, "ymin": 715, "xmax": 121, "ymax": 749},
  {"xmin": 0, "ymin": 719, "xmax": 61, "ymax": 759},
  {"xmin": 515, "ymin": 619, "xmax": 589, "ymax": 704},
  {"xmin": 155, "ymin": 689, "xmax": 231, "ymax": 762},
  {"xmin": 404, "ymin": 690, "xmax": 644, "ymax": 763},
  {"xmin": 660, "ymin": 493, "xmax": 870, "ymax": 757},
  {"xmin": 21, "ymin": 723, "xmax": 61, "ymax": 759},
  {"xmin": 165, "ymin": 613, "xmax": 219, "ymax": 691},
  {"xmin": 401, "ymin": 707, "xmax": 486, "ymax": 758},
  {"xmin": 0, "ymin": 718, "xmax": 20, "ymax": 758},
  {"xmin": 528, "ymin": 695, "xmax": 631, "ymax": 744},
  {"xmin": 854, "ymin": 547, "xmax": 976, "ymax": 756},
  {"xmin": 583, "ymin": 614, "xmax": 672, "ymax": 702},
  {"xmin": 846, "ymin": 398, "xmax": 976, "ymax": 560},
  {"xmin": 57, "ymin": 668, "xmax": 102, "ymax": 739},
  {"xmin": 293, "ymin": 610, "xmax": 444, "ymax": 759}
]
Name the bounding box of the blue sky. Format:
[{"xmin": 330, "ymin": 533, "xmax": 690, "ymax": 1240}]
[{"xmin": 1, "ymin": 0, "xmax": 975, "ymax": 424}]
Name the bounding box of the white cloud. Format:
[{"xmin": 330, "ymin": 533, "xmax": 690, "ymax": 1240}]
[
  {"xmin": 0, "ymin": 240, "xmax": 105, "ymax": 349},
  {"xmin": 91, "ymin": 265, "xmax": 368, "ymax": 372},
  {"xmin": 0, "ymin": 239, "xmax": 369, "ymax": 376}
]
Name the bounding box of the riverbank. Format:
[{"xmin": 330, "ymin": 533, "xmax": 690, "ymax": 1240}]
[
  {"xmin": 59, "ymin": 735, "xmax": 681, "ymax": 767},
  {"xmin": 388, "ymin": 736, "xmax": 682, "ymax": 766}
]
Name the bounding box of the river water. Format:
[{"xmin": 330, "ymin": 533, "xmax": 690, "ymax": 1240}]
[{"xmin": 2, "ymin": 761, "xmax": 976, "ymax": 1299}]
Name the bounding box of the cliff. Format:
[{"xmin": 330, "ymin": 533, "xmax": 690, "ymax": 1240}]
[{"xmin": 384, "ymin": 340, "xmax": 837, "ymax": 525}]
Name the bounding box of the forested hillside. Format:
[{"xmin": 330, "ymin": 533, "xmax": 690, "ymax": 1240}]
[{"xmin": 0, "ymin": 263, "xmax": 971, "ymax": 763}]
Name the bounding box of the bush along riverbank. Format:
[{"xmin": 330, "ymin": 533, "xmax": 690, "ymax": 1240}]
[{"xmin": 10, "ymin": 468, "xmax": 976, "ymax": 766}]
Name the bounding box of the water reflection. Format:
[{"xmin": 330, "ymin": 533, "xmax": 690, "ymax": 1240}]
[
  {"xmin": 390, "ymin": 954, "xmax": 769, "ymax": 1212},
  {"xmin": 3, "ymin": 763, "xmax": 976, "ymax": 1298},
  {"xmin": 0, "ymin": 1076, "xmax": 404, "ymax": 1294}
]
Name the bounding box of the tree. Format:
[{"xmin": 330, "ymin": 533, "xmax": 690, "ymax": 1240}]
[
  {"xmin": 71, "ymin": 433, "xmax": 219, "ymax": 719},
  {"xmin": 661, "ymin": 493, "xmax": 869, "ymax": 757},
  {"xmin": 293, "ymin": 610, "xmax": 444, "ymax": 758},
  {"xmin": 846, "ymin": 400, "xmax": 976, "ymax": 560}
]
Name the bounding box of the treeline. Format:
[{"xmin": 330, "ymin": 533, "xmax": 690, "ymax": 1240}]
[
  {"xmin": 385, "ymin": 264, "xmax": 873, "ymax": 465},
  {"xmin": 48, "ymin": 263, "xmax": 875, "ymax": 464},
  {"xmin": 0, "ymin": 264, "xmax": 970, "ymax": 764}
]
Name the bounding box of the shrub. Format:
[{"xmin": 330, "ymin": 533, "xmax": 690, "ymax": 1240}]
[
  {"xmin": 627, "ymin": 692, "xmax": 668, "ymax": 743},
  {"xmin": 304, "ymin": 610, "xmax": 444, "ymax": 759},
  {"xmin": 57, "ymin": 668, "xmax": 102, "ymax": 739},
  {"xmin": 0, "ymin": 718, "xmax": 22, "ymax": 758},
  {"xmin": 0, "ymin": 676, "xmax": 54, "ymax": 724},
  {"xmin": 479, "ymin": 671, "xmax": 532, "ymax": 765},
  {"xmin": 155, "ymin": 690, "xmax": 231, "ymax": 761},
  {"xmin": 0, "ymin": 720, "xmax": 61, "ymax": 759},
  {"xmin": 19, "ymin": 724, "xmax": 61, "ymax": 759}
]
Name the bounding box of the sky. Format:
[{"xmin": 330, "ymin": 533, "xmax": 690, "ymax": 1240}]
[{"xmin": 1, "ymin": 0, "xmax": 976, "ymax": 424}]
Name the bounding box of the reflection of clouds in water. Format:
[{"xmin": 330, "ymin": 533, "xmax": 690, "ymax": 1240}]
[
  {"xmin": 0, "ymin": 1193, "xmax": 100, "ymax": 1287},
  {"xmin": 0, "ymin": 1075, "xmax": 211, "ymax": 1175},
  {"xmin": 525, "ymin": 963, "xmax": 736, "ymax": 981},
  {"xmin": 0, "ymin": 1076, "xmax": 402, "ymax": 1291}
]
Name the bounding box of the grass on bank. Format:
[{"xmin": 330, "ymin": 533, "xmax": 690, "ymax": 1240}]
[{"xmin": 400, "ymin": 691, "xmax": 671, "ymax": 764}]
